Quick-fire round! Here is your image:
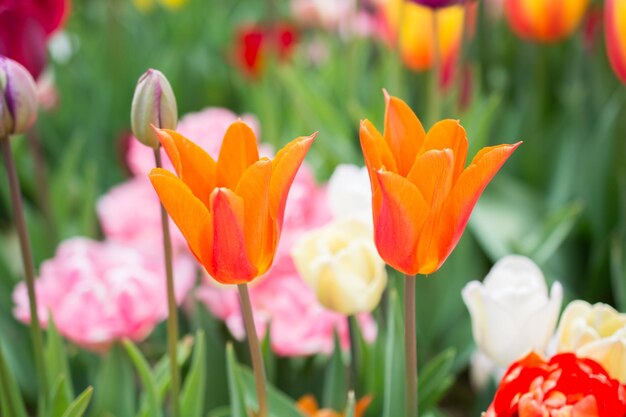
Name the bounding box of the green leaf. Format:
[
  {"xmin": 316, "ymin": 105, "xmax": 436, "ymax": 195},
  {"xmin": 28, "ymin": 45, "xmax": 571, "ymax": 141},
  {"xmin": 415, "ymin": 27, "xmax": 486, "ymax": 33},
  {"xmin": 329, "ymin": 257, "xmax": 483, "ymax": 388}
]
[
  {"xmin": 418, "ymin": 349, "xmax": 456, "ymax": 412},
  {"xmin": 238, "ymin": 367, "xmax": 306, "ymax": 417},
  {"xmin": 226, "ymin": 343, "xmax": 247, "ymax": 417},
  {"xmin": 206, "ymin": 406, "xmax": 231, "ymax": 417},
  {"xmin": 382, "ymin": 289, "xmax": 405, "ymax": 417},
  {"xmin": 180, "ymin": 331, "xmax": 206, "ymax": 417},
  {"xmin": 61, "ymin": 386, "xmax": 94, "ymax": 417},
  {"xmin": 45, "ymin": 316, "xmax": 74, "ymax": 401},
  {"xmin": 48, "ymin": 375, "xmax": 72, "ymax": 417},
  {"xmin": 122, "ymin": 340, "xmax": 162, "ymax": 417},
  {"xmin": 91, "ymin": 343, "xmax": 135, "ymax": 417},
  {"xmin": 0, "ymin": 341, "xmax": 28, "ymax": 417},
  {"xmin": 322, "ymin": 329, "xmax": 347, "ymax": 410}
]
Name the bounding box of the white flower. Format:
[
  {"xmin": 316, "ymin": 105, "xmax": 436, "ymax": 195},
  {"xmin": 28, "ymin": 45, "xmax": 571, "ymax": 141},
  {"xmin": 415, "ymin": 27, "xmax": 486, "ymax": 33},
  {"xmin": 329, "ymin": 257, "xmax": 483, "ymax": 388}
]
[
  {"xmin": 292, "ymin": 219, "xmax": 387, "ymax": 315},
  {"xmin": 462, "ymin": 255, "xmax": 563, "ymax": 367},
  {"xmin": 327, "ymin": 164, "xmax": 372, "ymax": 227},
  {"xmin": 556, "ymin": 300, "xmax": 626, "ymax": 383}
]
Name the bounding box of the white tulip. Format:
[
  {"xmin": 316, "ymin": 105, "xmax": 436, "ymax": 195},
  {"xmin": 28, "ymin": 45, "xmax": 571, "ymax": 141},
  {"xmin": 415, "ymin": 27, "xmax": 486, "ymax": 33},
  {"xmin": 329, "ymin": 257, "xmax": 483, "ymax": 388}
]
[
  {"xmin": 292, "ymin": 219, "xmax": 387, "ymax": 315},
  {"xmin": 462, "ymin": 255, "xmax": 563, "ymax": 367},
  {"xmin": 556, "ymin": 300, "xmax": 626, "ymax": 383},
  {"xmin": 327, "ymin": 164, "xmax": 372, "ymax": 228}
]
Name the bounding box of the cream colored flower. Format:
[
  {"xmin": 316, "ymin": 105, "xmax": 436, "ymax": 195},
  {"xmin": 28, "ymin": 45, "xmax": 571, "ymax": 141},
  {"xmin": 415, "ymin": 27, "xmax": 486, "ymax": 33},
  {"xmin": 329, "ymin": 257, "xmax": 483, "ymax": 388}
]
[
  {"xmin": 462, "ymin": 255, "xmax": 563, "ymax": 367},
  {"xmin": 292, "ymin": 219, "xmax": 387, "ymax": 315},
  {"xmin": 556, "ymin": 300, "xmax": 626, "ymax": 383}
]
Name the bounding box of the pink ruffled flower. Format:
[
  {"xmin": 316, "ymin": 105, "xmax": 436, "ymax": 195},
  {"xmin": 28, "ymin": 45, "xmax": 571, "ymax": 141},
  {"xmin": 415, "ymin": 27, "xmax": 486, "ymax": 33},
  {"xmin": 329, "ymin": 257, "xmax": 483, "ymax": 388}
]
[
  {"xmin": 197, "ymin": 164, "xmax": 377, "ymax": 356},
  {"xmin": 12, "ymin": 238, "xmax": 196, "ymax": 352},
  {"xmin": 97, "ymin": 176, "xmax": 187, "ymax": 254},
  {"xmin": 126, "ymin": 107, "xmax": 260, "ymax": 176}
]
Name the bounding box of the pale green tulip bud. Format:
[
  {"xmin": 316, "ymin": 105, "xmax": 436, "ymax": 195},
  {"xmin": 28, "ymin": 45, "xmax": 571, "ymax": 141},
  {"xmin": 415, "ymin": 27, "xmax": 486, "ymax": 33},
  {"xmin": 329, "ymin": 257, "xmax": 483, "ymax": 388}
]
[
  {"xmin": 131, "ymin": 69, "xmax": 177, "ymax": 148},
  {"xmin": 0, "ymin": 57, "xmax": 38, "ymax": 138}
]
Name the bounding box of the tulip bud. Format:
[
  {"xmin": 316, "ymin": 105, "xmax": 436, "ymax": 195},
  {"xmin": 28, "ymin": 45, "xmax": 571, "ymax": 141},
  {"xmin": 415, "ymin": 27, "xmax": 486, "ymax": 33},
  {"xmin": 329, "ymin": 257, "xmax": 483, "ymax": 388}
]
[
  {"xmin": 130, "ymin": 69, "xmax": 177, "ymax": 148},
  {"xmin": 0, "ymin": 56, "xmax": 38, "ymax": 138},
  {"xmin": 292, "ymin": 219, "xmax": 387, "ymax": 315},
  {"xmin": 504, "ymin": 0, "xmax": 589, "ymax": 42},
  {"xmin": 408, "ymin": 0, "xmax": 462, "ymax": 8},
  {"xmin": 462, "ymin": 255, "xmax": 563, "ymax": 367}
]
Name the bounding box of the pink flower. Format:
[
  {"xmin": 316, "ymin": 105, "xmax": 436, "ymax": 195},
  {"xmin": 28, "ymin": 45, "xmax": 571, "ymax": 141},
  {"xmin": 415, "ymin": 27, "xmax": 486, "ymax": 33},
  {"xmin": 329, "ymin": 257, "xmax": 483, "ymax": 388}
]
[
  {"xmin": 126, "ymin": 107, "xmax": 261, "ymax": 176},
  {"xmin": 197, "ymin": 164, "xmax": 377, "ymax": 356},
  {"xmin": 97, "ymin": 176, "xmax": 187, "ymax": 254},
  {"xmin": 12, "ymin": 238, "xmax": 196, "ymax": 352}
]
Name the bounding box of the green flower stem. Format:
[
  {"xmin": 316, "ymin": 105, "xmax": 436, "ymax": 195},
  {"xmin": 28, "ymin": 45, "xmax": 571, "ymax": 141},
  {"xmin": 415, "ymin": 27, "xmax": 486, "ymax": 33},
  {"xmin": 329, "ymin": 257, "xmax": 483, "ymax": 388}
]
[
  {"xmin": 347, "ymin": 315, "xmax": 359, "ymax": 394},
  {"xmin": 0, "ymin": 137, "xmax": 49, "ymax": 405},
  {"xmin": 154, "ymin": 149, "xmax": 181, "ymax": 417},
  {"xmin": 26, "ymin": 131, "xmax": 56, "ymax": 243},
  {"xmin": 428, "ymin": 10, "xmax": 442, "ymax": 126},
  {"xmin": 404, "ymin": 275, "xmax": 417, "ymax": 417},
  {"xmin": 238, "ymin": 283, "xmax": 269, "ymax": 417}
]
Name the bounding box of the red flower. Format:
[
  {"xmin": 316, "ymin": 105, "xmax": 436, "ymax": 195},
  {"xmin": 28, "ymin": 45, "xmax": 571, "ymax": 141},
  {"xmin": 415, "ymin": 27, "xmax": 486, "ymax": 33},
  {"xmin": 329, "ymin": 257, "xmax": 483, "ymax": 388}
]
[
  {"xmin": 485, "ymin": 352, "xmax": 626, "ymax": 417},
  {"xmin": 0, "ymin": 0, "xmax": 70, "ymax": 78},
  {"xmin": 234, "ymin": 22, "xmax": 298, "ymax": 78}
]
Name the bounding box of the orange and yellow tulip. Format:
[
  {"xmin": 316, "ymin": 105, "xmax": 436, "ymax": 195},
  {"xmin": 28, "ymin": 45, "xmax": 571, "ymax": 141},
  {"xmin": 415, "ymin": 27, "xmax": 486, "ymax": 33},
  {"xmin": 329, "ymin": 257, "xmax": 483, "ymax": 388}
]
[
  {"xmin": 149, "ymin": 121, "xmax": 315, "ymax": 284},
  {"xmin": 297, "ymin": 395, "xmax": 372, "ymax": 417},
  {"xmin": 606, "ymin": 0, "xmax": 626, "ymax": 85},
  {"xmin": 360, "ymin": 92, "xmax": 520, "ymax": 276},
  {"xmin": 504, "ymin": 0, "xmax": 589, "ymax": 42},
  {"xmin": 382, "ymin": 0, "xmax": 474, "ymax": 87}
]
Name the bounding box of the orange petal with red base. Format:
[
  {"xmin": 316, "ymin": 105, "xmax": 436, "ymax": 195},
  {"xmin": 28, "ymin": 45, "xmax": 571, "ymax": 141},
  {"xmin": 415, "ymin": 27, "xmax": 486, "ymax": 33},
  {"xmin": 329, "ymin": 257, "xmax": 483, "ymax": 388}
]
[
  {"xmin": 216, "ymin": 121, "xmax": 260, "ymax": 189},
  {"xmin": 209, "ymin": 188, "xmax": 257, "ymax": 284},
  {"xmin": 269, "ymin": 133, "xmax": 315, "ymax": 230},
  {"xmin": 383, "ymin": 91, "xmax": 426, "ymax": 176},
  {"xmin": 434, "ymin": 142, "xmax": 522, "ymax": 272},
  {"xmin": 374, "ymin": 170, "xmax": 430, "ymax": 275},
  {"xmin": 148, "ymin": 168, "xmax": 212, "ymax": 265},
  {"xmin": 235, "ymin": 158, "xmax": 274, "ymax": 274},
  {"xmin": 155, "ymin": 128, "xmax": 216, "ymax": 207}
]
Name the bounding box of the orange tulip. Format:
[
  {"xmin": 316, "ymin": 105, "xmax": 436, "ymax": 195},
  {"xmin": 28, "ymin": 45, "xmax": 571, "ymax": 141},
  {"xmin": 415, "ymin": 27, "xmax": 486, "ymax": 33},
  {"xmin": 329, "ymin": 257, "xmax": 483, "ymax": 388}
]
[
  {"xmin": 381, "ymin": 0, "xmax": 475, "ymax": 87},
  {"xmin": 149, "ymin": 121, "xmax": 315, "ymax": 284},
  {"xmin": 297, "ymin": 395, "xmax": 372, "ymax": 417},
  {"xmin": 504, "ymin": 0, "xmax": 589, "ymax": 42},
  {"xmin": 606, "ymin": 0, "xmax": 626, "ymax": 85},
  {"xmin": 360, "ymin": 92, "xmax": 520, "ymax": 276}
]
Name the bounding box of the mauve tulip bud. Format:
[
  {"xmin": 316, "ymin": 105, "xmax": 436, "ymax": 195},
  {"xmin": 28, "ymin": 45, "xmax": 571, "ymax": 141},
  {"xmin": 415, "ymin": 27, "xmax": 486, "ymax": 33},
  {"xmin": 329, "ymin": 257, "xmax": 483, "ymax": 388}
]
[
  {"xmin": 409, "ymin": 0, "xmax": 462, "ymax": 8},
  {"xmin": 0, "ymin": 56, "xmax": 38, "ymax": 138},
  {"xmin": 131, "ymin": 69, "xmax": 177, "ymax": 148}
]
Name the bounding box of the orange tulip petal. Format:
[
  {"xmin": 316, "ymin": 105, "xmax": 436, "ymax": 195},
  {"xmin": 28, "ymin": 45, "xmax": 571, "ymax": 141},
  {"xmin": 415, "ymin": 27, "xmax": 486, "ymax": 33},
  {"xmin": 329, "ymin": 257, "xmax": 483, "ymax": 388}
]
[
  {"xmin": 235, "ymin": 158, "xmax": 274, "ymax": 274},
  {"xmin": 209, "ymin": 188, "xmax": 258, "ymax": 284},
  {"xmin": 216, "ymin": 121, "xmax": 260, "ymax": 189},
  {"xmin": 269, "ymin": 133, "xmax": 315, "ymax": 231},
  {"xmin": 383, "ymin": 92, "xmax": 426, "ymax": 176},
  {"xmin": 359, "ymin": 119, "xmax": 398, "ymax": 174},
  {"xmin": 435, "ymin": 142, "xmax": 521, "ymax": 269},
  {"xmin": 355, "ymin": 395, "xmax": 373, "ymax": 417},
  {"xmin": 419, "ymin": 119, "xmax": 468, "ymax": 181},
  {"xmin": 148, "ymin": 168, "xmax": 212, "ymax": 265},
  {"xmin": 296, "ymin": 395, "xmax": 319, "ymax": 416},
  {"xmin": 374, "ymin": 170, "xmax": 430, "ymax": 275},
  {"xmin": 156, "ymin": 128, "xmax": 216, "ymax": 207}
]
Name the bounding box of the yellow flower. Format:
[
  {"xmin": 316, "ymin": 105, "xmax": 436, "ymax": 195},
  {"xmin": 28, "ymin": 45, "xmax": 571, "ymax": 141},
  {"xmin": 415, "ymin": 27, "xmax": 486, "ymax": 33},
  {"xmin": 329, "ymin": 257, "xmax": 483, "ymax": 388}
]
[
  {"xmin": 132, "ymin": 0, "xmax": 188, "ymax": 13},
  {"xmin": 292, "ymin": 219, "xmax": 387, "ymax": 315},
  {"xmin": 556, "ymin": 300, "xmax": 626, "ymax": 383}
]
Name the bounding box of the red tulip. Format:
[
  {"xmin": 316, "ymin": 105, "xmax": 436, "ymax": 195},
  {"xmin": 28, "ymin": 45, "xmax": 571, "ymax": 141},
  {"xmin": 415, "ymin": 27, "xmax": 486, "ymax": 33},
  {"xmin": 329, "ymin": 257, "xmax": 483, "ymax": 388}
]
[
  {"xmin": 0, "ymin": 0, "xmax": 70, "ymax": 78},
  {"xmin": 605, "ymin": 0, "xmax": 626, "ymax": 85},
  {"xmin": 234, "ymin": 22, "xmax": 298, "ymax": 78},
  {"xmin": 485, "ymin": 352, "xmax": 626, "ymax": 417}
]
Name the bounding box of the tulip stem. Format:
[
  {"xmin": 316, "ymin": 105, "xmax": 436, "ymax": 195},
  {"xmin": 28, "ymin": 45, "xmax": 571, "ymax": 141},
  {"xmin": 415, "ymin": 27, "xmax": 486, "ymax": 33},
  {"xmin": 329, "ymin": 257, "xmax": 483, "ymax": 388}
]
[
  {"xmin": 0, "ymin": 137, "xmax": 49, "ymax": 405},
  {"xmin": 154, "ymin": 149, "xmax": 181, "ymax": 417},
  {"xmin": 404, "ymin": 275, "xmax": 418, "ymax": 417},
  {"xmin": 238, "ymin": 283, "xmax": 269, "ymax": 417},
  {"xmin": 26, "ymin": 131, "xmax": 57, "ymax": 243},
  {"xmin": 348, "ymin": 315, "xmax": 359, "ymax": 394},
  {"xmin": 428, "ymin": 9, "xmax": 442, "ymax": 125}
]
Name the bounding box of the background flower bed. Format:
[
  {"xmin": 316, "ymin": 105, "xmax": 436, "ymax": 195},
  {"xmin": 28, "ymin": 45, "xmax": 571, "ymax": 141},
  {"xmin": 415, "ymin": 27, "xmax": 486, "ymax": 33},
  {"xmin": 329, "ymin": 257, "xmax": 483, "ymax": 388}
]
[{"xmin": 0, "ymin": 0, "xmax": 625, "ymax": 416}]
